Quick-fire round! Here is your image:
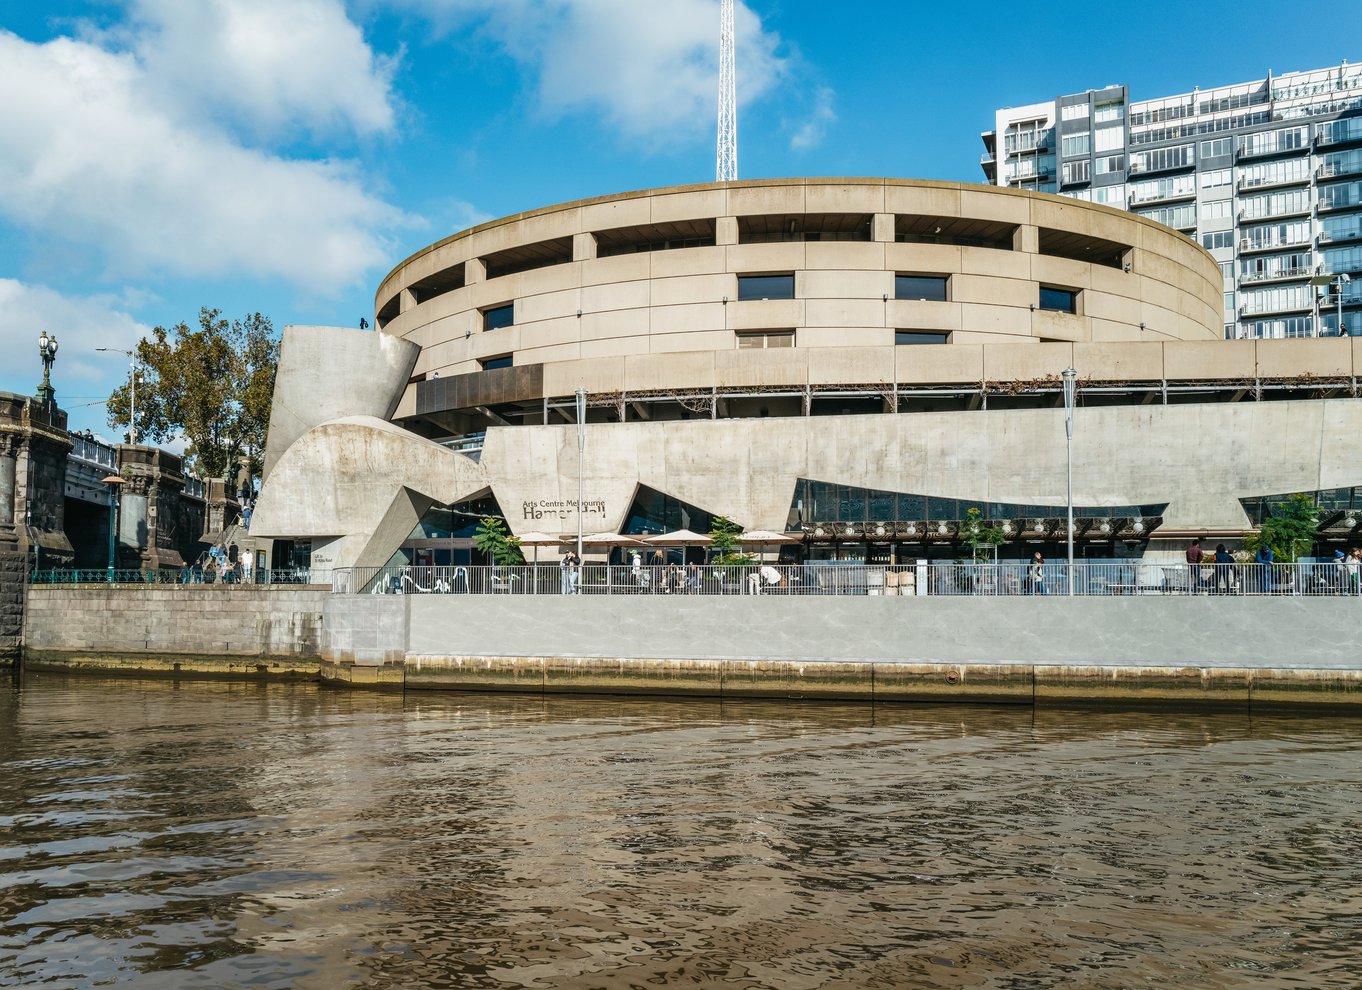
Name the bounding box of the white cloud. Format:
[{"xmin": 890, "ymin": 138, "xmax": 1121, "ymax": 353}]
[
  {"xmin": 0, "ymin": 28, "xmax": 404, "ymax": 288},
  {"xmin": 126, "ymin": 0, "xmax": 398, "ymax": 139},
  {"xmin": 790, "ymin": 85, "xmax": 835, "ymax": 151},
  {"xmin": 0, "ymin": 279, "xmax": 152, "ymax": 397},
  {"xmin": 382, "ymin": 0, "xmax": 791, "ymax": 140}
]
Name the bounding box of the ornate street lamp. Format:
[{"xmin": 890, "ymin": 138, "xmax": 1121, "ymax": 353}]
[
  {"xmin": 102, "ymin": 474, "xmax": 125, "ymax": 582},
  {"xmin": 36, "ymin": 331, "xmax": 59, "ymax": 406}
]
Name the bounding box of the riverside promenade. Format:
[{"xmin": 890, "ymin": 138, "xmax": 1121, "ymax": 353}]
[{"xmin": 16, "ymin": 585, "xmax": 1362, "ymax": 709}]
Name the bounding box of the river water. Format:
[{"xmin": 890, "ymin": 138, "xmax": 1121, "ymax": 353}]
[{"xmin": 2, "ymin": 673, "xmax": 1360, "ymax": 989}]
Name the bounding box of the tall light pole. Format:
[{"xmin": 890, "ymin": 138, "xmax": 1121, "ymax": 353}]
[
  {"xmin": 36, "ymin": 331, "xmax": 59, "ymax": 406},
  {"xmin": 97, "ymin": 347, "xmax": 137, "ymax": 445},
  {"xmin": 1061, "ymin": 367, "xmax": 1077, "ymax": 596},
  {"xmin": 1336, "ymin": 273, "xmax": 1352, "ymax": 336},
  {"xmin": 575, "ymin": 387, "xmax": 587, "ymax": 565},
  {"xmin": 102, "ymin": 474, "xmax": 125, "ymax": 582}
]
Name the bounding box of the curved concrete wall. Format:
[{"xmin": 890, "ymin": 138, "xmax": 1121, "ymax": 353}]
[{"xmin": 375, "ymin": 179, "xmax": 1223, "ymax": 415}]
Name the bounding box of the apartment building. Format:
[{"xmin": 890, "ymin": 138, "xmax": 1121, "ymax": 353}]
[{"xmin": 982, "ymin": 61, "xmax": 1362, "ymax": 339}]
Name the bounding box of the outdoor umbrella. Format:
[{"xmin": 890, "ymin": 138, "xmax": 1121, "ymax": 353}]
[
  {"xmin": 515, "ymin": 531, "xmax": 565, "ymax": 564},
  {"xmin": 739, "ymin": 529, "xmax": 797, "ymax": 561}
]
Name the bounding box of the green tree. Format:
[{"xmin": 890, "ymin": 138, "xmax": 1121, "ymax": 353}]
[
  {"xmin": 709, "ymin": 516, "xmax": 753, "ymax": 566},
  {"xmin": 1241, "ymin": 493, "xmax": 1321, "ymax": 563},
  {"xmin": 473, "ymin": 517, "xmax": 524, "ymax": 565},
  {"xmin": 960, "ymin": 506, "xmax": 1007, "ymax": 562},
  {"xmin": 106, "ymin": 308, "xmax": 278, "ymax": 479}
]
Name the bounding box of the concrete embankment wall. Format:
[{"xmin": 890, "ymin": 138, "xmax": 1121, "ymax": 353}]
[
  {"xmin": 23, "ymin": 586, "xmax": 328, "ymax": 678},
  {"xmin": 325, "ymin": 594, "xmax": 1362, "ymax": 708}
]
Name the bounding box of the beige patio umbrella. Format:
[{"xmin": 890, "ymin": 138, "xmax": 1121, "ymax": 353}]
[
  {"xmin": 643, "ymin": 528, "xmax": 712, "ymax": 565},
  {"xmin": 739, "ymin": 529, "xmax": 798, "ymax": 561},
  {"xmin": 515, "ymin": 531, "xmax": 565, "ymax": 564}
]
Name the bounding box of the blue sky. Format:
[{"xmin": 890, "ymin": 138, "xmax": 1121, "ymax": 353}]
[{"xmin": 0, "ymin": 0, "xmax": 1355, "ymax": 438}]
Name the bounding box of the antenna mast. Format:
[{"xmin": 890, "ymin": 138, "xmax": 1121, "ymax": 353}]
[{"xmin": 716, "ymin": 0, "xmax": 737, "ymax": 182}]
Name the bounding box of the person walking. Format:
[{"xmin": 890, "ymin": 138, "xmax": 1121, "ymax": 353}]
[
  {"xmin": 1213, "ymin": 543, "xmax": 1234, "ymax": 595},
  {"xmin": 1028, "ymin": 551, "xmax": 1047, "ymax": 596},
  {"xmin": 560, "ymin": 549, "xmax": 579, "ymax": 594},
  {"xmin": 1348, "ymin": 548, "xmax": 1361, "ymax": 596},
  {"xmin": 1185, "ymin": 539, "xmax": 1205, "ymax": 594},
  {"xmin": 1333, "ymin": 549, "xmax": 1348, "ymax": 595}
]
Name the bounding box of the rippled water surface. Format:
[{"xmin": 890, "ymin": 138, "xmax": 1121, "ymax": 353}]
[{"xmin": 2, "ymin": 673, "xmax": 1362, "ymax": 988}]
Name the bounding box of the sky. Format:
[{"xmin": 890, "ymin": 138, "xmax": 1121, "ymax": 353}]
[{"xmin": 0, "ymin": 0, "xmax": 1356, "ymax": 439}]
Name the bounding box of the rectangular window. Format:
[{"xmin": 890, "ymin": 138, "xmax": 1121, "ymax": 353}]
[
  {"xmin": 479, "ymin": 354, "xmax": 513, "ymax": 370},
  {"xmin": 1093, "ymin": 127, "xmax": 1123, "ymax": 152},
  {"xmin": 1095, "ymin": 154, "xmax": 1125, "ymax": 175},
  {"xmin": 1200, "ymin": 168, "xmax": 1231, "ymax": 188},
  {"xmin": 1061, "ymin": 103, "xmax": 1090, "ymax": 121},
  {"xmin": 895, "ymin": 330, "xmax": 950, "ymax": 345},
  {"xmin": 482, "ymin": 303, "xmax": 514, "ymax": 331},
  {"xmin": 737, "ymin": 274, "xmax": 795, "ymax": 301},
  {"xmin": 894, "ymin": 274, "xmax": 949, "ymax": 301},
  {"xmin": 1200, "ymin": 137, "xmax": 1233, "ymax": 159},
  {"xmin": 1094, "ymin": 101, "xmax": 1125, "ymax": 124},
  {"xmin": 1200, "ymin": 199, "xmax": 1232, "ymax": 221},
  {"xmin": 1202, "ymin": 230, "xmax": 1235, "ymax": 251},
  {"xmin": 1061, "ymin": 133, "xmax": 1090, "ymax": 158},
  {"xmin": 1062, "ymin": 159, "xmax": 1091, "ymax": 185},
  {"xmin": 1038, "ymin": 287, "xmax": 1078, "ymax": 313},
  {"xmin": 736, "ymin": 330, "xmax": 795, "ymax": 349}
]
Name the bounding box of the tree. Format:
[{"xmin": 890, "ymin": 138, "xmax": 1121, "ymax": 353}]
[
  {"xmin": 1241, "ymin": 493, "xmax": 1320, "ymax": 563},
  {"xmin": 960, "ymin": 506, "xmax": 1007, "ymax": 562},
  {"xmin": 708, "ymin": 515, "xmax": 753, "ymax": 566},
  {"xmin": 106, "ymin": 308, "xmax": 278, "ymax": 480},
  {"xmin": 473, "ymin": 517, "xmax": 524, "ymax": 565}
]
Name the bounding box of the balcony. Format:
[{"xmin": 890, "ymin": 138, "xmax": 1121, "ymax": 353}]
[
  {"xmin": 1237, "ymin": 201, "xmax": 1312, "ymax": 222},
  {"xmin": 1237, "ymin": 137, "xmax": 1308, "ymax": 161},
  {"xmin": 1319, "ymin": 226, "xmax": 1362, "ymax": 245},
  {"xmin": 1240, "ymin": 236, "xmax": 1311, "ymax": 254},
  {"xmin": 1317, "ymin": 122, "xmax": 1362, "ymax": 148},
  {"xmin": 1239, "ymin": 298, "xmax": 1312, "ymax": 318},
  {"xmin": 1127, "ymin": 185, "xmax": 1197, "ymax": 206},
  {"xmin": 1318, "ymin": 198, "xmax": 1362, "ymax": 213},
  {"xmin": 1128, "ymin": 158, "xmax": 1194, "ymax": 177},
  {"xmin": 1317, "ymin": 159, "xmax": 1362, "ymax": 181},
  {"xmin": 1237, "ymin": 171, "xmax": 1311, "ymax": 192},
  {"xmin": 1239, "ymin": 266, "xmax": 1316, "ymax": 286}
]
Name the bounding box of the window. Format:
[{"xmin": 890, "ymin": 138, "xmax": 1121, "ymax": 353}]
[
  {"xmin": 482, "ymin": 303, "xmax": 514, "ymax": 331},
  {"xmin": 1061, "ymin": 102, "xmax": 1090, "ymax": 121},
  {"xmin": 1200, "ymin": 169, "xmax": 1231, "ymax": 188},
  {"xmin": 737, "ymin": 274, "xmax": 794, "ymax": 301},
  {"xmin": 1061, "ymin": 133, "xmax": 1090, "ymax": 158},
  {"xmin": 894, "ymin": 274, "xmax": 948, "ymax": 301},
  {"xmin": 736, "ymin": 330, "xmax": 794, "ymax": 349},
  {"xmin": 1092, "ymin": 184, "xmax": 1126, "ymax": 208},
  {"xmin": 1202, "ymin": 230, "xmax": 1235, "ymax": 251},
  {"xmin": 1094, "ymin": 127, "xmax": 1123, "ymax": 152},
  {"xmin": 1062, "ymin": 159, "xmax": 1091, "ymax": 185},
  {"xmin": 479, "ymin": 354, "xmax": 513, "ymax": 370},
  {"xmin": 1038, "ymin": 287, "xmax": 1078, "ymax": 313},
  {"xmin": 895, "ymin": 331, "xmax": 950, "ymax": 345},
  {"xmin": 1095, "ymin": 154, "xmax": 1125, "ymax": 175},
  {"xmin": 1130, "ymin": 144, "xmax": 1194, "ymax": 174},
  {"xmin": 1200, "ymin": 199, "xmax": 1232, "ymax": 221},
  {"xmin": 1200, "ymin": 137, "xmax": 1233, "ymax": 159},
  {"xmin": 1094, "ymin": 101, "xmax": 1125, "ymax": 124}
]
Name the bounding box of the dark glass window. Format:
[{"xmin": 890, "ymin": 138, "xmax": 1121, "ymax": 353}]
[
  {"xmin": 482, "ymin": 303, "xmax": 514, "ymax": 331},
  {"xmin": 737, "ymin": 274, "xmax": 795, "ymax": 301},
  {"xmin": 621, "ymin": 485, "xmax": 716, "ymax": 536},
  {"xmin": 480, "ymin": 354, "xmax": 513, "ymax": 370},
  {"xmin": 895, "ymin": 275, "xmax": 948, "ymax": 301},
  {"xmin": 1039, "ymin": 287, "xmax": 1078, "ymax": 313},
  {"xmin": 895, "ymin": 330, "xmax": 950, "ymax": 345}
]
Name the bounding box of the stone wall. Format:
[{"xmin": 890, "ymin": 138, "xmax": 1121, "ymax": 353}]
[
  {"xmin": 23, "ymin": 586, "xmax": 329, "ymax": 659},
  {"xmin": 0, "ymin": 548, "xmax": 22, "ymax": 667}
]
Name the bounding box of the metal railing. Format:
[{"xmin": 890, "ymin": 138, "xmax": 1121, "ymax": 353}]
[
  {"xmin": 330, "ymin": 562, "xmax": 1362, "ymax": 598},
  {"xmin": 30, "ymin": 567, "xmax": 314, "ymax": 586}
]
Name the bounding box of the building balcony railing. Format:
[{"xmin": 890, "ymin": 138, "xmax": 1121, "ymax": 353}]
[
  {"xmin": 1319, "ymin": 226, "xmax": 1362, "ymax": 245},
  {"xmin": 1318, "ymin": 198, "xmax": 1362, "ymax": 213},
  {"xmin": 1239, "ymin": 266, "xmax": 1316, "ymax": 286},
  {"xmin": 1317, "ymin": 124, "xmax": 1362, "ymax": 148},
  {"xmin": 1237, "ymin": 141, "xmax": 1308, "ymax": 161},
  {"xmin": 1318, "ymin": 160, "xmax": 1362, "ymax": 180},
  {"xmin": 1127, "ymin": 186, "xmax": 1197, "ymax": 206},
  {"xmin": 1238, "ymin": 203, "xmax": 1312, "ymax": 222},
  {"xmin": 1237, "ymin": 172, "xmax": 1311, "ymax": 192},
  {"xmin": 1240, "ymin": 236, "xmax": 1312, "ymax": 254},
  {"xmin": 1127, "ymin": 158, "xmax": 1195, "ymax": 176},
  {"xmin": 1239, "ymin": 299, "xmax": 1313, "ymax": 318}
]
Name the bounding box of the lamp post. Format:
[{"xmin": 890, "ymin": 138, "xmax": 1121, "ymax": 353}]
[
  {"xmin": 97, "ymin": 347, "xmax": 138, "ymax": 445},
  {"xmin": 36, "ymin": 331, "xmax": 59, "ymax": 406},
  {"xmin": 1336, "ymin": 273, "xmax": 1352, "ymax": 336},
  {"xmin": 1061, "ymin": 367, "xmax": 1077, "ymax": 596},
  {"xmin": 102, "ymin": 474, "xmax": 125, "ymax": 582},
  {"xmin": 575, "ymin": 387, "xmax": 587, "ymax": 565}
]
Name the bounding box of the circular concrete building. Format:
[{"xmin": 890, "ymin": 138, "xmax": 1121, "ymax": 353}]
[
  {"xmin": 255, "ymin": 178, "xmax": 1362, "ymax": 579},
  {"xmin": 374, "ymin": 178, "xmax": 1222, "ymax": 434}
]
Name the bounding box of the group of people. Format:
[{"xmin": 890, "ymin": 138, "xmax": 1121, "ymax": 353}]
[
  {"xmin": 182, "ymin": 543, "xmax": 251, "ymax": 584},
  {"xmin": 1186, "ymin": 539, "xmax": 1362, "ymax": 595}
]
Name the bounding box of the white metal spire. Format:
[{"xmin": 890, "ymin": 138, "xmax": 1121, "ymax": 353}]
[{"xmin": 716, "ymin": 0, "xmax": 737, "ymax": 182}]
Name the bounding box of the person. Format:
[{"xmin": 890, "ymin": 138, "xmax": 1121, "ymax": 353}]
[
  {"xmin": 629, "ymin": 549, "xmax": 644, "ymax": 590},
  {"xmin": 760, "ymin": 563, "xmax": 783, "ymax": 594},
  {"xmin": 241, "ymin": 550, "xmax": 254, "ymax": 584},
  {"xmin": 1254, "ymin": 543, "xmax": 1274, "ymax": 594},
  {"xmin": 1333, "ymin": 549, "xmax": 1348, "ymax": 595},
  {"xmin": 664, "ymin": 561, "xmax": 681, "ymax": 594},
  {"xmin": 685, "ymin": 560, "xmax": 699, "ymax": 594},
  {"xmin": 1028, "ymin": 551, "xmax": 1047, "ymax": 596},
  {"xmin": 1185, "ymin": 539, "xmax": 1204, "ymax": 594},
  {"xmin": 1213, "ymin": 543, "xmax": 1234, "ymax": 595},
  {"xmin": 191, "ymin": 553, "xmax": 204, "ymax": 584},
  {"xmin": 560, "ymin": 549, "xmax": 579, "ymax": 594},
  {"xmin": 1348, "ymin": 549, "xmax": 1361, "ymax": 597}
]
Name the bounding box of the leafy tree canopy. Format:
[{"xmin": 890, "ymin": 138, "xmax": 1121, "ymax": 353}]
[
  {"xmin": 709, "ymin": 515, "xmax": 753, "ymax": 566},
  {"xmin": 107, "ymin": 308, "xmax": 278, "ymax": 480},
  {"xmin": 473, "ymin": 517, "xmax": 524, "ymax": 566},
  {"xmin": 1241, "ymin": 493, "xmax": 1321, "ymax": 563}
]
